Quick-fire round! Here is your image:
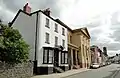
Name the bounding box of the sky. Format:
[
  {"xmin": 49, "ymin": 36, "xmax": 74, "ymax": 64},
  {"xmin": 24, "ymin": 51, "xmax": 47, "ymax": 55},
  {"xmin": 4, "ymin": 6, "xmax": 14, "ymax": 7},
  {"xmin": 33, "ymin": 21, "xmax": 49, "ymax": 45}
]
[{"xmin": 0, "ymin": 0, "xmax": 120, "ymax": 56}]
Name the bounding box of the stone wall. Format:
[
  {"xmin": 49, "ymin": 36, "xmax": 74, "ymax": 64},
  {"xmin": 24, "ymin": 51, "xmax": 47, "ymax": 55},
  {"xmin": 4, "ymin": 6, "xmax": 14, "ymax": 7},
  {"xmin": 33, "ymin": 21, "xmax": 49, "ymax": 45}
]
[{"xmin": 0, "ymin": 62, "xmax": 33, "ymax": 78}]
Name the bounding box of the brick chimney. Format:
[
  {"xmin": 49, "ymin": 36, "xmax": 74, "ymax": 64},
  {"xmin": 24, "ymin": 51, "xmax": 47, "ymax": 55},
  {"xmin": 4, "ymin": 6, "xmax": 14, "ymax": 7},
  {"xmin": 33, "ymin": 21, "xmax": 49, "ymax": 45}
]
[
  {"xmin": 103, "ymin": 47, "xmax": 107, "ymax": 56},
  {"xmin": 23, "ymin": 3, "xmax": 31, "ymax": 14},
  {"xmin": 43, "ymin": 8, "xmax": 51, "ymax": 16}
]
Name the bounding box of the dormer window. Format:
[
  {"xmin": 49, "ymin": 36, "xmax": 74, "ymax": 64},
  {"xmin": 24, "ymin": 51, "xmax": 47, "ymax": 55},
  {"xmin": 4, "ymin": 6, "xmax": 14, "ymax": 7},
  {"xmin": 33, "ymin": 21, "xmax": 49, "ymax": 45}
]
[{"xmin": 54, "ymin": 23, "xmax": 58, "ymax": 33}]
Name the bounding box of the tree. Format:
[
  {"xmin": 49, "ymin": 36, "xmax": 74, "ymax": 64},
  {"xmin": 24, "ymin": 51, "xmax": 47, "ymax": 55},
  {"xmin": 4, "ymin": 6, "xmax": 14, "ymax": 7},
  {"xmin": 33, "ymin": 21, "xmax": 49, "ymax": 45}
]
[{"xmin": 0, "ymin": 24, "xmax": 29, "ymax": 64}]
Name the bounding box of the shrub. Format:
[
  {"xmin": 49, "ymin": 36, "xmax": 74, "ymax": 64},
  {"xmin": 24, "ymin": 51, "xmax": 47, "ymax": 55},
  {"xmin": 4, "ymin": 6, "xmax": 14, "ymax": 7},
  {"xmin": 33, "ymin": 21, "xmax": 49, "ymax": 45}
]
[{"xmin": 0, "ymin": 24, "xmax": 29, "ymax": 64}]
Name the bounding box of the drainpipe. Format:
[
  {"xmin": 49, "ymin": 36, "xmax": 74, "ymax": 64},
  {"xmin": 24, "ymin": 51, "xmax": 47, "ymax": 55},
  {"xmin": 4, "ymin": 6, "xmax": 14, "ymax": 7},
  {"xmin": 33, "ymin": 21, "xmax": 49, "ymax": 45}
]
[{"xmin": 34, "ymin": 12, "xmax": 39, "ymax": 74}]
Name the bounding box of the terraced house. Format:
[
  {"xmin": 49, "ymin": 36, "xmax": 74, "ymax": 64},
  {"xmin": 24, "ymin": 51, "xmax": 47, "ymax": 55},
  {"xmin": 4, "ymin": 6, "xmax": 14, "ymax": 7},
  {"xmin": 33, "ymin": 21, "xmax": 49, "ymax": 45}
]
[
  {"xmin": 9, "ymin": 3, "xmax": 91, "ymax": 75},
  {"xmin": 68, "ymin": 27, "xmax": 91, "ymax": 69},
  {"xmin": 9, "ymin": 3, "xmax": 68, "ymax": 75}
]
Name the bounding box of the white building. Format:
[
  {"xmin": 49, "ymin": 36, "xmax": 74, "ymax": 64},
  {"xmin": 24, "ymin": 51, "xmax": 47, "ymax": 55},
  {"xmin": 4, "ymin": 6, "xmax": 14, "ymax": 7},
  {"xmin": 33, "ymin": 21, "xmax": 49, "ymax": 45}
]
[{"xmin": 9, "ymin": 3, "xmax": 68, "ymax": 74}]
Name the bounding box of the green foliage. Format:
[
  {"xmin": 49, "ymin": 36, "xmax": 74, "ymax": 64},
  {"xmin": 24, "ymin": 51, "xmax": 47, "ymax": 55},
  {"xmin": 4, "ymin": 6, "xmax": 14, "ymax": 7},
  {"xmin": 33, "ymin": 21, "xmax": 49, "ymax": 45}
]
[{"xmin": 0, "ymin": 24, "xmax": 29, "ymax": 64}]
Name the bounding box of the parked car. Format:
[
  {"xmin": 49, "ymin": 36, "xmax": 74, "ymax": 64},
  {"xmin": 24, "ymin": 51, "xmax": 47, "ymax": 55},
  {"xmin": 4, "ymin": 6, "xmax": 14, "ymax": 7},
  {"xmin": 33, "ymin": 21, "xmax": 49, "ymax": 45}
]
[
  {"xmin": 102, "ymin": 62, "xmax": 106, "ymax": 66},
  {"xmin": 90, "ymin": 63, "xmax": 100, "ymax": 69},
  {"xmin": 107, "ymin": 62, "xmax": 111, "ymax": 65}
]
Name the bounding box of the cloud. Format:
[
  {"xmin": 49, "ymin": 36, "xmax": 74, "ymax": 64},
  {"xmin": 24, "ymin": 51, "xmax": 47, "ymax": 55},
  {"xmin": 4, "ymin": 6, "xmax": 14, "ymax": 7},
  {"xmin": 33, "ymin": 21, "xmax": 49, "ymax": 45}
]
[
  {"xmin": 2, "ymin": 0, "xmax": 78, "ymax": 18},
  {"xmin": 1, "ymin": 0, "xmax": 120, "ymax": 56},
  {"xmin": 0, "ymin": 0, "xmax": 14, "ymax": 23},
  {"xmin": 2, "ymin": 0, "xmax": 25, "ymax": 12},
  {"xmin": 111, "ymin": 11, "xmax": 120, "ymax": 25},
  {"xmin": 109, "ymin": 29, "xmax": 120, "ymax": 42},
  {"xmin": 0, "ymin": 0, "xmax": 65, "ymax": 22}
]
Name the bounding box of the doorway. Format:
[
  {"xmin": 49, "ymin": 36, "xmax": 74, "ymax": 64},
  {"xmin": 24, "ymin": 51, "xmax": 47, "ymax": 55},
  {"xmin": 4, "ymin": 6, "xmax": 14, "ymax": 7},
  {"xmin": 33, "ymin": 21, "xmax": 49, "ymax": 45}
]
[
  {"xmin": 73, "ymin": 49, "xmax": 76, "ymax": 65},
  {"xmin": 53, "ymin": 48, "xmax": 59, "ymax": 73}
]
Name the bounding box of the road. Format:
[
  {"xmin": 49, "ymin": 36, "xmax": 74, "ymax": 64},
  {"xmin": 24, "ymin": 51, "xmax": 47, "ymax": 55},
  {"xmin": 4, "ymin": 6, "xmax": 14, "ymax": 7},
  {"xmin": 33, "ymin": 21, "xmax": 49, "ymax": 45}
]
[{"xmin": 64, "ymin": 64, "xmax": 120, "ymax": 78}]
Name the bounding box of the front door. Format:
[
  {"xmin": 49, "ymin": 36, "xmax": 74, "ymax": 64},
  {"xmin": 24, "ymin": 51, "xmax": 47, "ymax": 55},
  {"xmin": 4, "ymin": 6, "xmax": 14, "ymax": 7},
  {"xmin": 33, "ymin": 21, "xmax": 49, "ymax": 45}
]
[
  {"xmin": 53, "ymin": 48, "xmax": 59, "ymax": 73},
  {"xmin": 54, "ymin": 48, "xmax": 59, "ymax": 66}
]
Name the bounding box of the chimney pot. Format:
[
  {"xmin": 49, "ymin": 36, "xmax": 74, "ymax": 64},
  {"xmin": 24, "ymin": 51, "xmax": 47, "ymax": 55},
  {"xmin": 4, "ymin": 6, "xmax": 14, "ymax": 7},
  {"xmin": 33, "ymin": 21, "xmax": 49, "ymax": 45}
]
[
  {"xmin": 23, "ymin": 3, "xmax": 31, "ymax": 14},
  {"xmin": 43, "ymin": 8, "xmax": 51, "ymax": 16}
]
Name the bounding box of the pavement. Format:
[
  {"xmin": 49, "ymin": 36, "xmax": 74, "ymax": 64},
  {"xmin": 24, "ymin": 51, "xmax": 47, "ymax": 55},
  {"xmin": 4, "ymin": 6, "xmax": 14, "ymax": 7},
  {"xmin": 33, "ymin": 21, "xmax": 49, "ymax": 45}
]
[
  {"xmin": 64, "ymin": 64, "xmax": 120, "ymax": 78},
  {"xmin": 31, "ymin": 68, "xmax": 90, "ymax": 78}
]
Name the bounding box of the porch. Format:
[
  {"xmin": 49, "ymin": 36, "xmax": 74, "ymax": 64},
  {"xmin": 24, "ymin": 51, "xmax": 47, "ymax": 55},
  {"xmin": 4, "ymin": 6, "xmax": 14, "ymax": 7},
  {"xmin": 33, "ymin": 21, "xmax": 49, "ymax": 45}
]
[{"xmin": 68, "ymin": 43, "xmax": 81, "ymax": 69}]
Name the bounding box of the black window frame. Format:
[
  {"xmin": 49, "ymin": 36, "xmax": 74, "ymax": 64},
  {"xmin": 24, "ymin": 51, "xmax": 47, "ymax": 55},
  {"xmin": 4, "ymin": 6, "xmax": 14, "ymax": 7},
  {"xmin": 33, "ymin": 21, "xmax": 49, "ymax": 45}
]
[
  {"xmin": 45, "ymin": 32, "xmax": 50, "ymax": 44},
  {"xmin": 62, "ymin": 28, "xmax": 65, "ymax": 36},
  {"xmin": 54, "ymin": 23, "xmax": 58, "ymax": 33},
  {"xmin": 43, "ymin": 47, "xmax": 54, "ymax": 64},
  {"xmin": 61, "ymin": 51, "xmax": 68, "ymax": 64},
  {"xmin": 45, "ymin": 18, "xmax": 50, "ymax": 28}
]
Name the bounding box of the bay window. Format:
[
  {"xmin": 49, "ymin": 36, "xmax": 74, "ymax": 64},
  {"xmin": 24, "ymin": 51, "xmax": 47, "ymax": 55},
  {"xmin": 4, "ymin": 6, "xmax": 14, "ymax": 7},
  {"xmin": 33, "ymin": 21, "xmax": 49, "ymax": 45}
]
[
  {"xmin": 61, "ymin": 51, "xmax": 68, "ymax": 64},
  {"xmin": 43, "ymin": 48, "xmax": 53, "ymax": 64}
]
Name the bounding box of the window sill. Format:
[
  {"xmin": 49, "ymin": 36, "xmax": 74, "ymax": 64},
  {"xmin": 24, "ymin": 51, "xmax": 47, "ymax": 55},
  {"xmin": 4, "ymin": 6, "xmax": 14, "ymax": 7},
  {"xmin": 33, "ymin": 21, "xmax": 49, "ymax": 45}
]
[
  {"xmin": 45, "ymin": 42, "xmax": 50, "ymax": 44},
  {"xmin": 59, "ymin": 64, "xmax": 68, "ymax": 66},
  {"xmin": 45, "ymin": 25, "xmax": 50, "ymax": 28},
  {"xmin": 43, "ymin": 63, "xmax": 53, "ymax": 64},
  {"xmin": 62, "ymin": 34, "xmax": 65, "ymax": 36},
  {"xmin": 40, "ymin": 64, "xmax": 54, "ymax": 67},
  {"xmin": 54, "ymin": 30, "xmax": 58, "ymax": 33},
  {"xmin": 61, "ymin": 63, "xmax": 68, "ymax": 64}
]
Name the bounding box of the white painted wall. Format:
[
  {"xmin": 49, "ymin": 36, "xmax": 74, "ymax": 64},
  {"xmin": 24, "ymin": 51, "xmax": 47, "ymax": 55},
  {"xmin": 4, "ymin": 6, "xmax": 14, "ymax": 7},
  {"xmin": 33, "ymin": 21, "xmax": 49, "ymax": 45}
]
[
  {"xmin": 12, "ymin": 12, "xmax": 36, "ymax": 61},
  {"xmin": 37, "ymin": 12, "xmax": 68, "ymax": 67},
  {"xmin": 12, "ymin": 11, "xmax": 68, "ymax": 67}
]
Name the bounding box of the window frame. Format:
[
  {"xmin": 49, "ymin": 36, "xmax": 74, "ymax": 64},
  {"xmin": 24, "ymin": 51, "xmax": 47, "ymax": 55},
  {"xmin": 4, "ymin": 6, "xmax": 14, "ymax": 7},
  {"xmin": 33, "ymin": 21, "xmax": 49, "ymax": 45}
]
[
  {"xmin": 45, "ymin": 18, "xmax": 50, "ymax": 28},
  {"xmin": 61, "ymin": 51, "xmax": 68, "ymax": 64},
  {"xmin": 45, "ymin": 32, "xmax": 50, "ymax": 44},
  {"xmin": 62, "ymin": 28, "xmax": 65, "ymax": 36},
  {"xmin": 70, "ymin": 35, "xmax": 72, "ymax": 43},
  {"xmin": 43, "ymin": 47, "xmax": 54, "ymax": 64},
  {"xmin": 54, "ymin": 23, "xmax": 58, "ymax": 33},
  {"xmin": 62, "ymin": 39, "xmax": 65, "ymax": 48},
  {"xmin": 55, "ymin": 36, "xmax": 58, "ymax": 47}
]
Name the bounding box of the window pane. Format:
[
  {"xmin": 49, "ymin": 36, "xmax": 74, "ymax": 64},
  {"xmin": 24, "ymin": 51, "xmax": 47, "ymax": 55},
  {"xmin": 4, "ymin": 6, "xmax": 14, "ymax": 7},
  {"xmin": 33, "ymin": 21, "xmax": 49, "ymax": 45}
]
[
  {"xmin": 62, "ymin": 53, "xmax": 64, "ymax": 63},
  {"xmin": 55, "ymin": 36, "xmax": 58, "ymax": 46},
  {"xmin": 49, "ymin": 57, "xmax": 53, "ymax": 63},
  {"xmin": 55, "ymin": 23, "xmax": 58, "ymax": 32},
  {"xmin": 65, "ymin": 53, "xmax": 68, "ymax": 63},
  {"xmin": 46, "ymin": 18, "xmax": 49, "ymax": 27},
  {"xmin": 45, "ymin": 33, "xmax": 49, "ymax": 43},
  {"xmin": 49, "ymin": 50, "xmax": 53, "ymax": 63},
  {"xmin": 62, "ymin": 39, "xmax": 65, "ymax": 48},
  {"xmin": 44, "ymin": 49, "xmax": 48, "ymax": 63},
  {"xmin": 62, "ymin": 28, "xmax": 65, "ymax": 35}
]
